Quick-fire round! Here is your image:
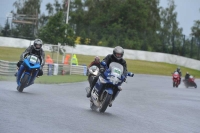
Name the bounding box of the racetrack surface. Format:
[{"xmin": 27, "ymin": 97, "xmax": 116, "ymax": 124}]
[{"xmin": 0, "ymin": 74, "xmax": 200, "ymax": 133}]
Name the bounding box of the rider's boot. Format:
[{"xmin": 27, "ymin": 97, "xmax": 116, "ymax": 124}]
[
  {"xmin": 14, "ymin": 68, "xmax": 19, "ymax": 77},
  {"xmin": 109, "ymin": 100, "xmax": 114, "ymax": 107},
  {"xmin": 109, "ymin": 86, "xmax": 122, "ymax": 107},
  {"xmin": 14, "ymin": 72, "xmax": 17, "ymax": 77},
  {"xmin": 118, "ymin": 86, "xmax": 122, "ymax": 91},
  {"xmin": 87, "ymin": 87, "xmax": 92, "ymax": 98}
]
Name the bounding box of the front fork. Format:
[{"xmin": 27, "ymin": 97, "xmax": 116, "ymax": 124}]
[{"xmin": 17, "ymin": 65, "xmax": 25, "ymax": 85}]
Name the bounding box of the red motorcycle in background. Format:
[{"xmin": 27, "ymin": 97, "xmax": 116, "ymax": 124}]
[
  {"xmin": 183, "ymin": 75, "xmax": 197, "ymax": 88},
  {"xmin": 172, "ymin": 72, "xmax": 180, "ymax": 88}
]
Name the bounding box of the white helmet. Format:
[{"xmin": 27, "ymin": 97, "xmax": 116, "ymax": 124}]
[
  {"xmin": 33, "ymin": 39, "xmax": 43, "ymax": 51},
  {"xmin": 113, "ymin": 46, "xmax": 124, "ymax": 60}
]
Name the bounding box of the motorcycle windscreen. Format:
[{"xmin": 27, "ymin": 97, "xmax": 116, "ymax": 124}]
[
  {"xmin": 108, "ymin": 62, "xmax": 123, "ymax": 84},
  {"xmin": 109, "ymin": 62, "xmax": 124, "ymax": 76},
  {"xmin": 26, "ymin": 55, "xmax": 40, "ymax": 65}
]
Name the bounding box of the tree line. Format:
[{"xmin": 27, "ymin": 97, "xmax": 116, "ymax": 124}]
[{"xmin": 1, "ymin": 0, "xmax": 200, "ymax": 60}]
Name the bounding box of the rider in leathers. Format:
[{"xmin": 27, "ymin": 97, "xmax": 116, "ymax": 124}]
[
  {"xmin": 16, "ymin": 39, "xmax": 45, "ymax": 76},
  {"xmin": 87, "ymin": 46, "xmax": 128, "ymax": 100},
  {"xmin": 88, "ymin": 56, "xmax": 101, "ymax": 69},
  {"xmin": 176, "ymin": 67, "xmax": 182, "ymax": 83}
]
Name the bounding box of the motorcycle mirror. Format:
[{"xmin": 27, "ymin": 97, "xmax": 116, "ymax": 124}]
[{"xmin": 100, "ymin": 61, "xmax": 106, "ymax": 66}]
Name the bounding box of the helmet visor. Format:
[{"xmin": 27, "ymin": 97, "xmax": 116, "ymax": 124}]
[
  {"xmin": 35, "ymin": 44, "xmax": 41, "ymax": 49},
  {"xmin": 115, "ymin": 53, "xmax": 122, "ymax": 58}
]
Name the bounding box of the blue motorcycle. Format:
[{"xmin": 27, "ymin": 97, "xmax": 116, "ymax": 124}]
[
  {"xmin": 86, "ymin": 61, "xmax": 134, "ymax": 113},
  {"xmin": 16, "ymin": 54, "xmax": 41, "ymax": 92}
]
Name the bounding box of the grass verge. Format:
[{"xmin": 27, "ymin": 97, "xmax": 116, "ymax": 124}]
[
  {"xmin": 0, "ymin": 46, "xmax": 200, "ymax": 84},
  {"xmin": 0, "ymin": 75, "xmax": 87, "ymax": 84}
]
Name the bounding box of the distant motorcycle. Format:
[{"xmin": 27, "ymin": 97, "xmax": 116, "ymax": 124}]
[
  {"xmin": 86, "ymin": 61, "xmax": 134, "ymax": 113},
  {"xmin": 87, "ymin": 65, "xmax": 99, "ymax": 87},
  {"xmin": 16, "ymin": 54, "xmax": 41, "ymax": 92},
  {"xmin": 183, "ymin": 75, "xmax": 197, "ymax": 88},
  {"xmin": 172, "ymin": 72, "xmax": 180, "ymax": 87}
]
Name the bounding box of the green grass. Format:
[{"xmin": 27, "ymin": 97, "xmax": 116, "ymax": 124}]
[
  {"xmin": 0, "ymin": 75, "xmax": 87, "ymax": 84},
  {"xmin": 1, "ymin": 46, "xmax": 200, "ymax": 81}
]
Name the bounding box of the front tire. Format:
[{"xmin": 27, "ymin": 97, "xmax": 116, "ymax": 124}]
[
  {"xmin": 174, "ymin": 82, "xmax": 178, "ymax": 88},
  {"xmin": 17, "ymin": 74, "xmax": 29, "ymax": 92},
  {"xmin": 99, "ymin": 92, "xmax": 112, "ymax": 113},
  {"xmin": 194, "ymin": 83, "xmax": 197, "ymax": 88},
  {"xmin": 173, "ymin": 82, "xmax": 175, "ymax": 87}
]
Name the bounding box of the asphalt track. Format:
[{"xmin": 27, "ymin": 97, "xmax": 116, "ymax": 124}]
[{"xmin": 0, "ymin": 74, "xmax": 200, "ymax": 133}]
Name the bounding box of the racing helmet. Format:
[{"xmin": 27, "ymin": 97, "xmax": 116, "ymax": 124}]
[
  {"xmin": 94, "ymin": 56, "xmax": 100, "ymax": 63},
  {"xmin": 113, "ymin": 46, "xmax": 124, "ymax": 60},
  {"xmin": 177, "ymin": 67, "xmax": 180, "ymax": 72},
  {"xmin": 33, "ymin": 39, "xmax": 43, "ymax": 51}
]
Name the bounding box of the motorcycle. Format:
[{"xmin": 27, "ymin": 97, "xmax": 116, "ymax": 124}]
[
  {"xmin": 86, "ymin": 61, "xmax": 134, "ymax": 113},
  {"xmin": 16, "ymin": 54, "xmax": 41, "ymax": 92},
  {"xmin": 87, "ymin": 65, "xmax": 100, "ymax": 87},
  {"xmin": 183, "ymin": 75, "xmax": 197, "ymax": 88},
  {"xmin": 172, "ymin": 71, "xmax": 180, "ymax": 87}
]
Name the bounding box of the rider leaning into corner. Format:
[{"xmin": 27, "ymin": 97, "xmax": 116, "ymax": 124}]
[
  {"xmin": 175, "ymin": 66, "xmax": 182, "ymax": 83},
  {"xmin": 15, "ymin": 39, "xmax": 45, "ymax": 77},
  {"xmin": 87, "ymin": 56, "xmax": 101, "ymax": 81},
  {"xmin": 86, "ymin": 46, "xmax": 128, "ymax": 103},
  {"xmin": 88, "ymin": 56, "xmax": 101, "ymax": 69},
  {"xmin": 184, "ymin": 72, "xmax": 190, "ymax": 81}
]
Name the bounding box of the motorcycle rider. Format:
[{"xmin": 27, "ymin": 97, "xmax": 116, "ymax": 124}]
[
  {"xmin": 87, "ymin": 56, "xmax": 101, "ymax": 85},
  {"xmin": 176, "ymin": 67, "xmax": 182, "ymax": 77},
  {"xmin": 185, "ymin": 72, "xmax": 190, "ymax": 81},
  {"xmin": 176, "ymin": 66, "xmax": 182, "ymax": 83},
  {"xmin": 88, "ymin": 56, "xmax": 101, "ymax": 69},
  {"xmin": 15, "ymin": 39, "xmax": 45, "ymax": 77},
  {"xmin": 87, "ymin": 46, "xmax": 128, "ymax": 104}
]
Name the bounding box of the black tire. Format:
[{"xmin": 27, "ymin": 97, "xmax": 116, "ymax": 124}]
[
  {"xmin": 17, "ymin": 74, "xmax": 29, "ymax": 92},
  {"xmin": 173, "ymin": 82, "xmax": 175, "ymax": 87},
  {"xmin": 174, "ymin": 82, "xmax": 178, "ymax": 88},
  {"xmin": 194, "ymin": 83, "xmax": 197, "ymax": 88},
  {"xmin": 99, "ymin": 92, "xmax": 112, "ymax": 113}
]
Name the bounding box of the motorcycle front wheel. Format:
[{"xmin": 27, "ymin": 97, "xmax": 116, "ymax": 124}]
[
  {"xmin": 17, "ymin": 74, "xmax": 29, "ymax": 92},
  {"xmin": 99, "ymin": 92, "xmax": 112, "ymax": 113},
  {"xmin": 173, "ymin": 82, "xmax": 175, "ymax": 87}
]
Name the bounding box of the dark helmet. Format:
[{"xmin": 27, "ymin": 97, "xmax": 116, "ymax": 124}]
[
  {"xmin": 113, "ymin": 46, "xmax": 124, "ymax": 60},
  {"xmin": 94, "ymin": 56, "xmax": 100, "ymax": 63},
  {"xmin": 33, "ymin": 39, "xmax": 43, "ymax": 51},
  {"xmin": 177, "ymin": 66, "xmax": 180, "ymax": 72}
]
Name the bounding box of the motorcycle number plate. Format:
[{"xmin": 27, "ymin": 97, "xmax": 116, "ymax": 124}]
[
  {"xmin": 30, "ymin": 56, "xmax": 37, "ymax": 64},
  {"xmin": 113, "ymin": 68, "xmax": 121, "ymax": 75}
]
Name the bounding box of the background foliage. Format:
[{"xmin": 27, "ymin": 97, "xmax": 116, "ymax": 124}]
[{"xmin": 1, "ymin": 0, "xmax": 200, "ymax": 60}]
